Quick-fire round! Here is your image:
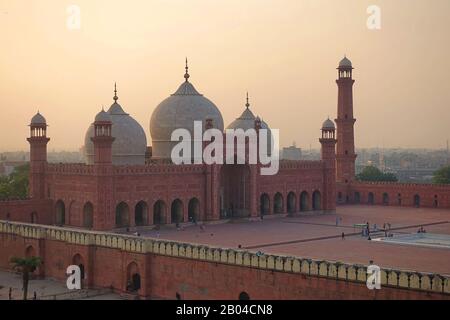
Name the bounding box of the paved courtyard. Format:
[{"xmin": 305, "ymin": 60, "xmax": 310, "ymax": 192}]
[{"xmin": 135, "ymin": 205, "xmax": 450, "ymax": 275}]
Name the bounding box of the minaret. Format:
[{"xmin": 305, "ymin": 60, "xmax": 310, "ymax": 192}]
[
  {"xmin": 91, "ymin": 109, "xmax": 115, "ymax": 164},
  {"xmin": 91, "ymin": 107, "xmax": 115, "ymax": 230},
  {"xmin": 27, "ymin": 112, "xmax": 50, "ymax": 200},
  {"xmin": 335, "ymin": 56, "xmax": 357, "ymax": 184},
  {"xmin": 320, "ymin": 118, "xmax": 337, "ymax": 212}
]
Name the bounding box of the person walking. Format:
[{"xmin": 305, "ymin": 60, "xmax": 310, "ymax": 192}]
[{"xmin": 341, "ymin": 232, "xmax": 345, "ymax": 240}]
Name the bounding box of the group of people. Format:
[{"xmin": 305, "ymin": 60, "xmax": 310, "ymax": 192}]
[
  {"xmin": 361, "ymin": 221, "xmax": 394, "ymax": 240},
  {"xmin": 417, "ymin": 226, "xmax": 427, "ymax": 233}
]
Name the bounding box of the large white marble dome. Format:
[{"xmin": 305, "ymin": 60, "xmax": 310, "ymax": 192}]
[
  {"xmin": 84, "ymin": 89, "xmax": 147, "ymax": 165},
  {"xmin": 150, "ymin": 64, "xmax": 224, "ymax": 159}
]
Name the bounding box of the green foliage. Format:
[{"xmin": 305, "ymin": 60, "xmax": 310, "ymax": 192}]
[
  {"xmin": 10, "ymin": 256, "xmax": 42, "ymax": 273},
  {"xmin": 0, "ymin": 164, "xmax": 29, "ymax": 200},
  {"xmin": 356, "ymin": 166, "xmax": 398, "ymax": 182},
  {"xmin": 432, "ymin": 165, "xmax": 450, "ymax": 184}
]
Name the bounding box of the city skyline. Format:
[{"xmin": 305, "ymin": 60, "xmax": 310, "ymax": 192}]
[{"xmin": 1, "ymin": 0, "xmax": 449, "ymax": 151}]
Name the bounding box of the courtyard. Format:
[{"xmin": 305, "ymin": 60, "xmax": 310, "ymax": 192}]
[{"xmin": 133, "ymin": 205, "xmax": 450, "ymax": 275}]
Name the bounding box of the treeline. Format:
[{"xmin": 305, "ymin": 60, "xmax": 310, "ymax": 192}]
[
  {"xmin": 0, "ymin": 164, "xmax": 29, "ymax": 200},
  {"xmin": 356, "ymin": 166, "xmax": 398, "ymax": 182}
]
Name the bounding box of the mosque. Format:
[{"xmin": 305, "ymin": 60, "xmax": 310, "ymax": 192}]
[
  {"xmin": 0, "ymin": 59, "xmax": 348, "ymax": 231},
  {"xmin": 2, "ymin": 57, "xmax": 450, "ymax": 299},
  {"xmin": 4, "ymin": 56, "xmax": 447, "ymax": 232}
]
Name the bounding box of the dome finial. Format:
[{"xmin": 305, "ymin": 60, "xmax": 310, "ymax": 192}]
[
  {"xmin": 113, "ymin": 82, "xmax": 118, "ymax": 102},
  {"xmin": 184, "ymin": 57, "xmax": 190, "ymax": 82},
  {"xmin": 246, "ymin": 92, "xmax": 250, "ymax": 109}
]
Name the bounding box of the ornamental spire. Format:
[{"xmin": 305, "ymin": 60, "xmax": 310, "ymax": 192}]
[
  {"xmin": 113, "ymin": 82, "xmax": 118, "ymax": 102},
  {"xmin": 184, "ymin": 57, "xmax": 190, "ymax": 82},
  {"xmin": 245, "ymin": 92, "xmax": 250, "ymax": 109}
]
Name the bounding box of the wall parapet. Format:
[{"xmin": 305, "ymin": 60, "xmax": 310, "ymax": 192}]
[
  {"xmin": 0, "ymin": 220, "xmax": 448, "ymax": 295},
  {"xmin": 351, "ymin": 181, "xmax": 450, "ymax": 189},
  {"xmin": 279, "ymin": 160, "xmax": 324, "ymax": 170},
  {"xmin": 113, "ymin": 164, "xmax": 205, "ymax": 175},
  {"xmin": 47, "ymin": 163, "xmax": 94, "ymax": 175}
]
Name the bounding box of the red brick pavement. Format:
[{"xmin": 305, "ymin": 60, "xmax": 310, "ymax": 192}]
[{"xmin": 135, "ymin": 205, "xmax": 450, "ymax": 274}]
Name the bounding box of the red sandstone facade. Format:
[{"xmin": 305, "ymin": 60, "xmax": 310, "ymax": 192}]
[{"xmin": 0, "ymin": 86, "xmax": 337, "ymax": 232}]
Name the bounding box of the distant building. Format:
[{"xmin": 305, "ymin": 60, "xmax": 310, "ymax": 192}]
[
  {"xmin": 280, "ymin": 143, "xmax": 302, "ymax": 160},
  {"xmin": 0, "ymin": 161, "xmax": 27, "ymax": 177}
]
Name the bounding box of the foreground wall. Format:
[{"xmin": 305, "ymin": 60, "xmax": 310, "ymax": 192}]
[
  {"xmin": 0, "ymin": 221, "xmax": 448, "ymax": 300},
  {"xmin": 337, "ymin": 182, "xmax": 450, "ymax": 208}
]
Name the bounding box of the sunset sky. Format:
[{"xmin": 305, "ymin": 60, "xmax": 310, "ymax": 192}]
[{"xmin": 0, "ymin": 0, "xmax": 449, "ymax": 151}]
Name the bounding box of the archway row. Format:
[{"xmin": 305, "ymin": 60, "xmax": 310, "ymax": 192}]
[{"xmin": 259, "ymin": 190, "xmax": 322, "ymax": 216}]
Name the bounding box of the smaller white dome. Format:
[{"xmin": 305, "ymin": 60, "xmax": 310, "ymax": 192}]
[
  {"xmin": 322, "ymin": 118, "xmax": 335, "ymax": 130},
  {"xmin": 95, "ymin": 109, "xmax": 112, "ymax": 122},
  {"xmin": 31, "ymin": 112, "xmax": 46, "ymax": 125},
  {"xmin": 339, "ymin": 56, "xmax": 352, "ymax": 68}
]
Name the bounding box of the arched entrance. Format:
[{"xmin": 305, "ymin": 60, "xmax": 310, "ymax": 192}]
[
  {"xmin": 31, "ymin": 212, "xmax": 38, "ymax": 224},
  {"xmin": 312, "ymin": 191, "xmax": 321, "ymax": 211},
  {"xmin": 382, "ymin": 193, "xmax": 389, "ymax": 205},
  {"xmin": 83, "ymin": 202, "xmax": 94, "ymax": 229},
  {"xmin": 300, "ymin": 191, "xmax": 309, "ymax": 211},
  {"xmin": 153, "ymin": 200, "xmax": 166, "ymax": 225},
  {"xmin": 55, "ymin": 200, "xmax": 65, "ymax": 226},
  {"xmin": 25, "ymin": 246, "xmax": 39, "ymax": 274},
  {"xmin": 135, "ymin": 201, "xmax": 148, "ymax": 226},
  {"xmin": 368, "ymin": 193, "xmax": 375, "ymax": 205},
  {"xmin": 188, "ymin": 198, "xmax": 200, "ymax": 223},
  {"xmin": 260, "ymin": 194, "xmax": 270, "ymax": 216},
  {"xmin": 414, "ymin": 194, "xmax": 421, "ymax": 208},
  {"xmin": 354, "ymin": 192, "xmax": 361, "ymax": 204},
  {"xmin": 273, "ymin": 193, "xmax": 283, "ymax": 214},
  {"xmin": 220, "ymin": 164, "xmax": 251, "ymax": 218},
  {"xmin": 239, "ymin": 291, "xmax": 250, "ymax": 300},
  {"xmin": 126, "ymin": 262, "xmax": 141, "ymax": 292},
  {"xmin": 72, "ymin": 254, "xmax": 86, "ymax": 286},
  {"xmin": 171, "ymin": 199, "xmax": 184, "ymax": 224},
  {"xmin": 115, "ymin": 202, "xmax": 130, "ymax": 228},
  {"xmin": 287, "ymin": 192, "xmax": 296, "ymax": 214},
  {"xmin": 25, "ymin": 245, "xmax": 36, "ymax": 258}
]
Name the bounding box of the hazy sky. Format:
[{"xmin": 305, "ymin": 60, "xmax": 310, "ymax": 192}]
[{"xmin": 1, "ymin": 0, "xmax": 449, "ymax": 151}]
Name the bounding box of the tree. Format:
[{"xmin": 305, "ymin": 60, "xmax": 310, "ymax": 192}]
[
  {"xmin": 432, "ymin": 165, "xmax": 450, "ymax": 184},
  {"xmin": 356, "ymin": 166, "xmax": 398, "ymax": 182},
  {"xmin": 0, "ymin": 164, "xmax": 29, "ymax": 200},
  {"xmin": 10, "ymin": 256, "xmax": 42, "ymax": 300}
]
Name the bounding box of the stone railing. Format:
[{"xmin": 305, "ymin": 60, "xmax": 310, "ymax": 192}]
[{"xmin": 0, "ymin": 220, "xmax": 449, "ymax": 295}]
